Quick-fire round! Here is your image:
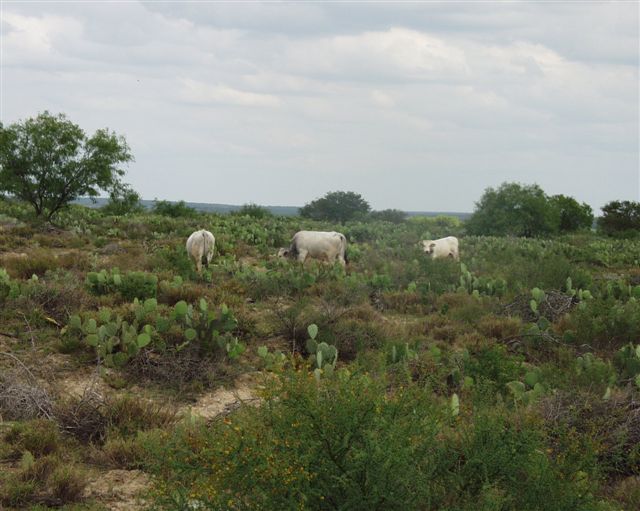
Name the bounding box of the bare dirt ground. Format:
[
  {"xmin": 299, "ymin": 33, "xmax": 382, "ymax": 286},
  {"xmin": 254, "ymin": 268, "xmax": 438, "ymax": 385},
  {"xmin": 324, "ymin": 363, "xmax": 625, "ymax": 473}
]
[
  {"xmin": 0, "ymin": 341, "xmax": 265, "ymax": 510},
  {"xmin": 179, "ymin": 371, "xmax": 263, "ymax": 420},
  {"xmin": 82, "ymin": 469, "xmax": 150, "ymax": 511}
]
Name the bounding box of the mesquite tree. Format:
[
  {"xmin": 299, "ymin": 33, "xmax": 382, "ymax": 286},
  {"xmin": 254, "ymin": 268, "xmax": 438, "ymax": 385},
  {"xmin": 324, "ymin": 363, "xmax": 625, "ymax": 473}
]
[{"xmin": 0, "ymin": 111, "xmax": 134, "ymax": 220}]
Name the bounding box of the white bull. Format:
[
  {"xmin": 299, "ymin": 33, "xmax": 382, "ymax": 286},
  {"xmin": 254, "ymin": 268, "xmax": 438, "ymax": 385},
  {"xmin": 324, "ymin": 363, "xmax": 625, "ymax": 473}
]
[
  {"xmin": 278, "ymin": 231, "xmax": 348, "ymax": 267},
  {"xmin": 186, "ymin": 229, "xmax": 215, "ymax": 273},
  {"xmin": 421, "ymin": 236, "xmax": 459, "ymax": 261}
]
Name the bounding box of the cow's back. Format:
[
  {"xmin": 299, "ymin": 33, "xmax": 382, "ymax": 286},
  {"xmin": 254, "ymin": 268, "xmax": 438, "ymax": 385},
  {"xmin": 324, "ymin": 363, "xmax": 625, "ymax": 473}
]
[{"xmin": 292, "ymin": 231, "xmax": 346, "ymax": 261}]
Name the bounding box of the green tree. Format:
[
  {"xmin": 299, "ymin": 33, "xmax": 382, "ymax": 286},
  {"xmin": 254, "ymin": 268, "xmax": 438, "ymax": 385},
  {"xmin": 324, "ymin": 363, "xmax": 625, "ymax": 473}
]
[
  {"xmin": 235, "ymin": 203, "xmax": 272, "ymax": 219},
  {"xmin": 300, "ymin": 191, "xmax": 370, "ymax": 223},
  {"xmin": 549, "ymin": 194, "xmax": 594, "ymax": 232},
  {"xmin": 598, "ymin": 200, "xmax": 640, "ymax": 237},
  {"xmin": 466, "ymin": 183, "xmax": 557, "ymax": 237},
  {"xmin": 0, "ymin": 112, "xmax": 133, "ymax": 220},
  {"xmin": 101, "ymin": 184, "xmax": 144, "ymax": 216},
  {"xmin": 152, "ymin": 199, "xmax": 198, "ymax": 217},
  {"xmin": 369, "ymin": 209, "xmax": 408, "ymax": 223}
]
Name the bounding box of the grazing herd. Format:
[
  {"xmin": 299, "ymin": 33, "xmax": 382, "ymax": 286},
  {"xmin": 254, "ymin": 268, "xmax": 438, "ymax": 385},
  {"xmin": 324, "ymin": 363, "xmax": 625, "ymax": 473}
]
[{"xmin": 186, "ymin": 228, "xmax": 459, "ymax": 273}]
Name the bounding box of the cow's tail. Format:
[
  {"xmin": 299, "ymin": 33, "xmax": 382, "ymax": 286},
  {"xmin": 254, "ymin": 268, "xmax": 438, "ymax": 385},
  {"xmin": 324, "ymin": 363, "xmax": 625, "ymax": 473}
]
[
  {"xmin": 289, "ymin": 239, "xmax": 299, "ymax": 258},
  {"xmin": 287, "ymin": 234, "xmax": 299, "ymax": 259},
  {"xmin": 201, "ymin": 231, "xmax": 209, "ymax": 265},
  {"xmin": 340, "ymin": 234, "xmax": 348, "ymax": 264}
]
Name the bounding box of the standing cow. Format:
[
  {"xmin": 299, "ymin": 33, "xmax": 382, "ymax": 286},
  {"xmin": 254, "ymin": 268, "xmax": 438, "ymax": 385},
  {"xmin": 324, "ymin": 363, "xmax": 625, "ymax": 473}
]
[
  {"xmin": 278, "ymin": 231, "xmax": 348, "ymax": 267},
  {"xmin": 421, "ymin": 236, "xmax": 459, "ymax": 261},
  {"xmin": 186, "ymin": 229, "xmax": 215, "ymax": 274}
]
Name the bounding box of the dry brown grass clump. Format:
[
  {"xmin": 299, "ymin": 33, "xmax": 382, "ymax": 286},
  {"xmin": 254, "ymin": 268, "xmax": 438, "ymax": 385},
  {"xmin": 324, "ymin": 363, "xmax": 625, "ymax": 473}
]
[
  {"xmin": 541, "ymin": 387, "xmax": 640, "ymax": 478},
  {"xmin": 503, "ymin": 290, "xmax": 576, "ymax": 323},
  {"xmin": 0, "ymin": 373, "xmax": 55, "ymax": 422}
]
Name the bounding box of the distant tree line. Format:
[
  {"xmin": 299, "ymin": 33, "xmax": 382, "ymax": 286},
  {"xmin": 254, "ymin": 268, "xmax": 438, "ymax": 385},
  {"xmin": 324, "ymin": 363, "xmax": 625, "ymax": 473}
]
[{"xmin": 1, "ymin": 112, "xmax": 637, "ymax": 237}]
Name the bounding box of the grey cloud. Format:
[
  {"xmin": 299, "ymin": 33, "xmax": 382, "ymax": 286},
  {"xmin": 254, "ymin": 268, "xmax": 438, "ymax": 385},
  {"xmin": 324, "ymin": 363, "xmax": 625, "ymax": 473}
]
[{"xmin": 1, "ymin": 1, "xmax": 637, "ymax": 212}]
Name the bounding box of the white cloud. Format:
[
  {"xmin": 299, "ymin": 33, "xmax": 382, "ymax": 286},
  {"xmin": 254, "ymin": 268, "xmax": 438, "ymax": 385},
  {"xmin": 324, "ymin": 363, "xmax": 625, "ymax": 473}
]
[
  {"xmin": 2, "ymin": 12, "xmax": 83, "ymax": 60},
  {"xmin": 1, "ymin": 2, "xmax": 637, "ymax": 210},
  {"xmin": 178, "ymin": 78, "xmax": 281, "ymax": 108},
  {"xmin": 370, "ymin": 90, "xmax": 395, "ymax": 108}
]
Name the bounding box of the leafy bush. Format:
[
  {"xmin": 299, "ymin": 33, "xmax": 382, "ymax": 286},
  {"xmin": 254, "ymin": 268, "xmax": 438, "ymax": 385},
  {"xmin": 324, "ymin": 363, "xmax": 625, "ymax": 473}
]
[
  {"xmin": 561, "ymin": 298, "xmax": 640, "ymax": 350},
  {"xmin": 101, "ymin": 185, "xmax": 144, "ymax": 216},
  {"xmin": 541, "ymin": 388, "xmax": 640, "ymax": 480},
  {"xmin": 463, "ymin": 344, "xmax": 524, "ymax": 395},
  {"xmin": 235, "ymin": 203, "xmax": 273, "ymax": 218},
  {"xmin": 145, "ymin": 369, "xmax": 605, "ymax": 511},
  {"xmin": 549, "ymin": 194, "xmax": 594, "ymax": 232},
  {"xmin": 300, "ymin": 190, "xmax": 370, "ymax": 223},
  {"xmin": 2, "ymin": 420, "xmax": 61, "ymax": 458},
  {"xmin": 2, "ymin": 251, "xmax": 73, "ymax": 279},
  {"xmin": 368, "ymin": 209, "xmax": 408, "ymax": 223},
  {"xmin": 598, "ymin": 200, "xmax": 640, "ymax": 238},
  {"xmin": 146, "ymin": 370, "xmax": 449, "ymax": 510},
  {"xmin": 152, "ymin": 199, "xmax": 198, "ymax": 217},
  {"xmin": 0, "ymin": 267, "xmax": 13, "ymax": 302},
  {"xmin": 466, "ymin": 182, "xmax": 559, "ymax": 237},
  {"xmin": 86, "ymin": 268, "xmax": 158, "ymax": 300}
]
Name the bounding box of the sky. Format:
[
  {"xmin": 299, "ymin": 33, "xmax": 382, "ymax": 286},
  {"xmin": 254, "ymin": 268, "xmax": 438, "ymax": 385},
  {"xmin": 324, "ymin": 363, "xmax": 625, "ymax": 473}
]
[{"xmin": 1, "ymin": 1, "xmax": 639, "ymax": 212}]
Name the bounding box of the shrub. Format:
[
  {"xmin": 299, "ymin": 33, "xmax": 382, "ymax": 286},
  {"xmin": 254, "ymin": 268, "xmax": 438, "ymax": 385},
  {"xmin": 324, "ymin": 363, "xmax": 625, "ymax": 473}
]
[
  {"xmin": 235, "ymin": 203, "xmax": 272, "ymax": 218},
  {"xmin": 145, "ymin": 369, "xmax": 605, "ymax": 511},
  {"xmin": 104, "ymin": 395, "xmax": 178, "ymax": 437},
  {"xmin": 466, "ymin": 182, "xmax": 558, "ymax": 237},
  {"xmin": 368, "ymin": 209, "xmax": 408, "ymax": 223},
  {"xmin": 2, "ymin": 251, "xmax": 58, "ymax": 278},
  {"xmin": 463, "ymin": 344, "xmax": 524, "ymax": 395},
  {"xmin": 300, "ymin": 190, "xmax": 371, "ymax": 223},
  {"xmin": 541, "ymin": 388, "xmax": 640, "ymax": 479},
  {"xmin": 48, "ymin": 464, "xmax": 87, "ymax": 503},
  {"xmin": 99, "ymin": 433, "xmax": 148, "ymax": 469},
  {"xmin": 119, "ymin": 271, "xmax": 158, "ymax": 301},
  {"xmin": 549, "ymin": 194, "xmax": 594, "ymax": 232},
  {"xmin": 3, "ymin": 419, "xmax": 61, "ymax": 458},
  {"xmin": 145, "ymin": 370, "xmax": 449, "ymax": 510},
  {"xmin": 152, "ymin": 199, "xmax": 198, "ymax": 217},
  {"xmin": 561, "ymin": 298, "xmax": 640, "ymax": 351},
  {"xmin": 598, "ymin": 200, "xmax": 640, "ymax": 238},
  {"xmin": 316, "ymin": 315, "xmax": 387, "ymax": 361},
  {"xmin": 86, "ymin": 268, "xmax": 158, "ymax": 300},
  {"xmin": 101, "ymin": 185, "xmax": 144, "ymax": 216}
]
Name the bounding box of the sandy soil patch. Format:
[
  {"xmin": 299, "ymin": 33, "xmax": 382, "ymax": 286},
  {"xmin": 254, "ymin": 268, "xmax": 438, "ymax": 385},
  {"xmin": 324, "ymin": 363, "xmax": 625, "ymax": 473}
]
[
  {"xmin": 82, "ymin": 469, "xmax": 150, "ymax": 511},
  {"xmin": 181, "ymin": 371, "xmax": 264, "ymax": 420}
]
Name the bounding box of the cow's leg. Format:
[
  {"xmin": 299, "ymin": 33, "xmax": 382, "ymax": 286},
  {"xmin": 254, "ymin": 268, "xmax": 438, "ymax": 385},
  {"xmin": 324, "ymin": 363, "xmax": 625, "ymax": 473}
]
[{"xmin": 297, "ymin": 249, "xmax": 309, "ymax": 264}]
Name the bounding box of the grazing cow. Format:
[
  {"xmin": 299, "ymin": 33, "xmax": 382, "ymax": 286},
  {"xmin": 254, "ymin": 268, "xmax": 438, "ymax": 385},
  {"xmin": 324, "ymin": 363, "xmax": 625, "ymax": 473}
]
[
  {"xmin": 278, "ymin": 231, "xmax": 348, "ymax": 267},
  {"xmin": 186, "ymin": 229, "xmax": 215, "ymax": 273},
  {"xmin": 421, "ymin": 236, "xmax": 459, "ymax": 261}
]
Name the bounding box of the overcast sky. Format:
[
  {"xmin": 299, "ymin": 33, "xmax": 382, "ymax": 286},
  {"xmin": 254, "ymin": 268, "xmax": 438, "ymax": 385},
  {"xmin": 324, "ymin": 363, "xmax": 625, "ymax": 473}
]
[{"xmin": 1, "ymin": 1, "xmax": 638, "ymax": 212}]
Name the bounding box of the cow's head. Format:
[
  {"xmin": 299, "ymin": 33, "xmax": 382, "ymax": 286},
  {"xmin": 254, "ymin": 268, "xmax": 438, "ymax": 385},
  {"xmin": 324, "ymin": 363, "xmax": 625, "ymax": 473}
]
[
  {"xmin": 277, "ymin": 248, "xmax": 290, "ymax": 259},
  {"xmin": 421, "ymin": 240, "xmax": 436, "ymax": 254}
]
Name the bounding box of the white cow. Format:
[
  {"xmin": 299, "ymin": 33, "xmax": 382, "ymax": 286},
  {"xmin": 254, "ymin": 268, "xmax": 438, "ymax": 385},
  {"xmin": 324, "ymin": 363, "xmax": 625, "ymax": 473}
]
[
  {"xmin": 186, "ymin": 229, "xmax": 215, "ymax": 273},
  {"xmin": 278, "ymin": 231, "xmax": 348, "ymax": 267},
  {"xmin": 421, "ymin": 236, "xmax": 459, "ymax": 261}
]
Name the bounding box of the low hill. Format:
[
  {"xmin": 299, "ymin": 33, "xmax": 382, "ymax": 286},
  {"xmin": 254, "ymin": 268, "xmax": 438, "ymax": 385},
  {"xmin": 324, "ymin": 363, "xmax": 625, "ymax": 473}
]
[{"xmin": 72, "ymin": 198, "xmax": 471, "ymax": 219}]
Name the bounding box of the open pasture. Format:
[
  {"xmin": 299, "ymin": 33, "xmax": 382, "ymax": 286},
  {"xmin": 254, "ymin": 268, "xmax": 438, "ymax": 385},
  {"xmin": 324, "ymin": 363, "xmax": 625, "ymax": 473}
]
[{"xmin": 1, "ymin": 200, "xmax": 639, "ymax": 510}]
